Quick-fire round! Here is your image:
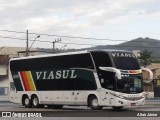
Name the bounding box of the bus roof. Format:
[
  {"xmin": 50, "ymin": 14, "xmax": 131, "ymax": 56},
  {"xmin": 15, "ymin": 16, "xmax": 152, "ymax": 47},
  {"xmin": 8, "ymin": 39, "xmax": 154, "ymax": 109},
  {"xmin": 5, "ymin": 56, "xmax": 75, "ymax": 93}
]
[
  {"xmin": 89, "ymin": 49, "xmax": 130, "ymax": 53},
  {"xmin": 10, "ymin": 49, "xmax": 132, "ymax": 61},
  {"xmin": 10, "ymin": 50, "xmax": 89, "ymax": 61}
]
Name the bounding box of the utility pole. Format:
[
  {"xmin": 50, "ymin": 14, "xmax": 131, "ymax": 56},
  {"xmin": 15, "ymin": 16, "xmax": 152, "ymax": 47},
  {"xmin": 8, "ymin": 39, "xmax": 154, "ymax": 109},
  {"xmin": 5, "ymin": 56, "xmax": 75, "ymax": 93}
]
[
  {"xmin": 52, "ymin": 38, "xmax": 61, "ymax": 53},
  {"xmin": 26, "ymin": 30, "xmax": 29, "ymax": 56}
]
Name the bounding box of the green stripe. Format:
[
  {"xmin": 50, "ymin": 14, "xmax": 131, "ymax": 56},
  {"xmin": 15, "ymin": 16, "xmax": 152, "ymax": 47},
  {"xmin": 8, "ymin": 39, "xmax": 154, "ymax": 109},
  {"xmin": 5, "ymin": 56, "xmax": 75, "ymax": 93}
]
[{"xmin": 11, "ymin": 71, "xmax": 23, "ymax": 91}]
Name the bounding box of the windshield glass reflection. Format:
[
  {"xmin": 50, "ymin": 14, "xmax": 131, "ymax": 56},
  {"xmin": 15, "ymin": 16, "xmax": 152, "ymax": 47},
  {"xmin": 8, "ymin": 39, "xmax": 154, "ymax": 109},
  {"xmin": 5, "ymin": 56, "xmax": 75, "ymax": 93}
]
[{"xmin": 117, "ymin": 74, "xmax": 143, "ymax": 93}]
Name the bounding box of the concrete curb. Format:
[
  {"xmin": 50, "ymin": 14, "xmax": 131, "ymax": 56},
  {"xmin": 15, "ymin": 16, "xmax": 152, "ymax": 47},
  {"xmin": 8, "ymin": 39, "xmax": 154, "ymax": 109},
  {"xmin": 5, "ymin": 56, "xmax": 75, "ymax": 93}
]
[{"xmin": 145, "ymin": 98, "xmax": 160, "ymax": 105}]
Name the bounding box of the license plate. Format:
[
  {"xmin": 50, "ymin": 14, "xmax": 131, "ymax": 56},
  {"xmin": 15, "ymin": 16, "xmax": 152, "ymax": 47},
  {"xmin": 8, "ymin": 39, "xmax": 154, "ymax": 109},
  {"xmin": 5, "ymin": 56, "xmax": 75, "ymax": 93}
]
[{"xmin": 131, "ymin": 103, "xmax": 136, "ymax": 106}]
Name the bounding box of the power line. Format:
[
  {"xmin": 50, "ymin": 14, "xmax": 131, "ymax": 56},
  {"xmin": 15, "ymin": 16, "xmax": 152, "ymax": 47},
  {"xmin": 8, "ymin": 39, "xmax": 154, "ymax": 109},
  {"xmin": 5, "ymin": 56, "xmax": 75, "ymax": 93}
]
[
  {"xmin": 1, "ymin": 29, "xmax": 160, "ymax": 48},
  {"xmin": 0, "ymin": 29, "xmax": 125, "ymax": 41},
  {"xmin": 1, "ymin": 34, "xmax": 160, "ymax": 46},
  {"xmin": 0, "ymin": 35, "xmax": 160, "ymax": 49},
  {"xmin": 0, "ymin": 35, "xmax": 51, "ymax": 43},
  {"xmin": 59, "ymin": 42, "xmax": 96, "ymax": 46},
  {"xmin": 0, "ymin": 35, "xmax": 26, "ymax": 41},
  {"xmin": 0, "ymin": 29, "xmax": 26, "ymax": 34},
  {"xmin": 0, "ymin": 35, "xmax": 95, "ymax": 46},
  {"xmin": 29, "ymin": 32, "xmax": 125, "ymax": 41},
  {"xmin": 1, "ymin": 29, "xmax": 160, "ymax": 43}
]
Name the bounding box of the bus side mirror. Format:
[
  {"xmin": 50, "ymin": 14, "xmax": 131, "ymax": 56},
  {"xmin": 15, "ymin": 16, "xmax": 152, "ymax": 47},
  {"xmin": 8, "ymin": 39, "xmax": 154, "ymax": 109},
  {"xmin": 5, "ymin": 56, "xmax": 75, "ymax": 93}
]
[
  {"xmin": 141, "ymin": 68, "xmax": 153, "ymax": 80},
  {"xmin": 99, "ymin": 67, "xmax": 121, "ymax": 80}
]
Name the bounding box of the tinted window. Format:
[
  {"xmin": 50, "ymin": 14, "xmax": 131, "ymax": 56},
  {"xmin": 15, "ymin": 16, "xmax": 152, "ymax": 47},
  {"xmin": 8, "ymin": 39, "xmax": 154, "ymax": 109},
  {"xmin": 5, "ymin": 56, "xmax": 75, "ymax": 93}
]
[
  {"xmin": 117, "ymin": 74, "xmax": 143, "ymax": 93},
  {"xmin": 91, "ymin": 52, "xmax": 112, "ymax": 68},
  {"xmin": 10, "ymin": 53, "xmax": 94, "ymax": 71},
  {"xmin": 36, "ymin": 79, "xmax": 64, "ymax": 91},
  {"xmin": 99, "ymin": 71, "xmax": 116, "ymax": 90},
  {"xmin": 36, "ymin": 78, "xmax": 97, "ymax": 91},
  {"xmin": 91, "ymin": 52, "xmax": 115, "ymax": 90},
  {"xmin": 110, "ymin": 52, "xmax": 140, "ymax": 70},
  {"xmin": 76, "ymin": 78, "xmax": 97, "ymax": 90},
  {"xmin": 10, "ymin": 53, "xmax": 96, "ymax": 91}
]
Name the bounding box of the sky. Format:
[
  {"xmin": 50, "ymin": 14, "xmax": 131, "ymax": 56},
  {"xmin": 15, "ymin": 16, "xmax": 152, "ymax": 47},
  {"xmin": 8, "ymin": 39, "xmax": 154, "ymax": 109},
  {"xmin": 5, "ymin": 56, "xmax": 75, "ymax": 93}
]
[{"xmin": 0, "ymin": 0, "xmax": 160, "ymax": 49}]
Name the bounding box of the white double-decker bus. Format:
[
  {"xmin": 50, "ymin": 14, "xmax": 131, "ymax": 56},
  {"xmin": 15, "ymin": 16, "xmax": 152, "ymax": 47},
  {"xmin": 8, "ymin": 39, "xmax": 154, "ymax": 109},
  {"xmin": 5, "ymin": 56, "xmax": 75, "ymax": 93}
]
[{"xmin": 9, "ymin": 50, "xmax": 148, "ymax": 110}]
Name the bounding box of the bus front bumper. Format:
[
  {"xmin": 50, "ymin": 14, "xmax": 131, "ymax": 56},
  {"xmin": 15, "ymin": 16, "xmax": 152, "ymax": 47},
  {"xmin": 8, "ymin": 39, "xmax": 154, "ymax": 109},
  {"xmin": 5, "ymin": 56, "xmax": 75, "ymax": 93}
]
[{"xmin": 109, "ymin": 97, "xmax": 145, "ymax": 107}]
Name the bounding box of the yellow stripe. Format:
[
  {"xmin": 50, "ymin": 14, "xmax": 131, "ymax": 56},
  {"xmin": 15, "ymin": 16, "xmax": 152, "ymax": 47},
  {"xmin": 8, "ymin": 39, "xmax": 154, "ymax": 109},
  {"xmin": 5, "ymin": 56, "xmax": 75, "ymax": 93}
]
[
  {"xmin": 136, "ymin": 70, "xmax": 142, "ymax": 74},
  {"xmin": 26, "ymin": 71, "xmax": 35, "ymax": 91},
  {"xmin": 29, "ymin": 71, "xmax": 37, "ymax": 91}
]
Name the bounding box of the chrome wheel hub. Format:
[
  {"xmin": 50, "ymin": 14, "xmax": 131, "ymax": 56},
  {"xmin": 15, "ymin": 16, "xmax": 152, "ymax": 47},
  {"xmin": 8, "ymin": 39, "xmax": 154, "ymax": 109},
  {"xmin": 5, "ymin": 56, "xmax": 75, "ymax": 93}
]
[{"xmin": 92, "ymin": 99, "xmax": 98, "ymax": 107}]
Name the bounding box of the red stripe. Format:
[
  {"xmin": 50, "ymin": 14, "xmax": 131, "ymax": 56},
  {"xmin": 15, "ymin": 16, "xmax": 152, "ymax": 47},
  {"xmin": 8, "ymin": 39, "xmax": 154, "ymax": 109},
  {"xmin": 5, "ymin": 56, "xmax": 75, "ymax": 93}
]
[
  {"xmin": 20, "ymin": 72, "xmax": 27, "ymax": 91},
  {"xmin": 129, "ymin": 70, "xmax": 136, "ymax": 73},
  {"xmin": 20, "ymin": 71, "xmax": 30, "ymax": 91},
  {"xmin": 22, "ymin": 71, "xmax": 31, "ymax": 91}
]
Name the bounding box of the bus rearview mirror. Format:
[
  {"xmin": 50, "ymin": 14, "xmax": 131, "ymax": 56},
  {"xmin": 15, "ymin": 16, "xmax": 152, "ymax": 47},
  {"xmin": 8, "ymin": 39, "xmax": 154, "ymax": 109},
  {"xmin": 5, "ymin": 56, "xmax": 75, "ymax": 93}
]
[
  {"xmin": 141, "ymin": 68, "xmax": 153, "ymax": 80},
  {"xmin": 99, "ymin": 67, "xmax": 121, "ymax": 80}
]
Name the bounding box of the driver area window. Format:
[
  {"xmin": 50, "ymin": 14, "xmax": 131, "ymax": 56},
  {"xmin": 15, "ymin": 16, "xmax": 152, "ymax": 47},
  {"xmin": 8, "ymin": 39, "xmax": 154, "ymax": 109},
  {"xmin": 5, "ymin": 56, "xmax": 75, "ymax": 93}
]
[{"xmin": 91, "ymin": 52, "xmax": 115, "ymax": 90}]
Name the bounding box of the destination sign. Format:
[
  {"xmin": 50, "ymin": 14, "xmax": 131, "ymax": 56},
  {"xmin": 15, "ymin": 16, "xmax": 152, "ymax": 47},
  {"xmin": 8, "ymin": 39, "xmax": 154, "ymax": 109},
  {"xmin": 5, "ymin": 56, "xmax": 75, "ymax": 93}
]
[{"xmin": 111, "ymin": 52, "xmax": 136, "ymax": 58}]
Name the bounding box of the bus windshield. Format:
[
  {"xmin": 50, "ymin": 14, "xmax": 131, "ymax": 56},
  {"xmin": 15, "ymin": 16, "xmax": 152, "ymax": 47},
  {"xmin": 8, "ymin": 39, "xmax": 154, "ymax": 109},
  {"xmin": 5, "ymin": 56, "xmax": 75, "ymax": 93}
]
[
  {"xmin": 117, "ymin": 74, "xmax": 143, "ymax": 93},
  {"xmin": 110, "ymin": 52, "xmax": 140, "ymax": 70},
  {"xmin": 91, "ymin": 51, "xmax": 143, "ymax": 93}
]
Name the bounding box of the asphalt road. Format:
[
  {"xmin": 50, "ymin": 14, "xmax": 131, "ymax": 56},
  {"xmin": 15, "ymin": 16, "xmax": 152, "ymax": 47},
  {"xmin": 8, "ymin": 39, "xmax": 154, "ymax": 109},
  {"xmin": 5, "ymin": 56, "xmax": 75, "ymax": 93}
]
[{"xmin": 0, "ymin": 102, "xmax": 160, "ymax": 118}]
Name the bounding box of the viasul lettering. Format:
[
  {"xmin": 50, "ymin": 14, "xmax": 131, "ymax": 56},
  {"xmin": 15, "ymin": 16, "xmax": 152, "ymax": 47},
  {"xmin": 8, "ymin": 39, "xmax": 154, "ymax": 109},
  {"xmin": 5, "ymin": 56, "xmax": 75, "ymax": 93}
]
[
  {"xmin": 36, "ymin": 70, "xmax": 77, "ymax": 80},
  {"xmin": 112, "ymin": 52, "xmax": 135, "ymax": 58}
]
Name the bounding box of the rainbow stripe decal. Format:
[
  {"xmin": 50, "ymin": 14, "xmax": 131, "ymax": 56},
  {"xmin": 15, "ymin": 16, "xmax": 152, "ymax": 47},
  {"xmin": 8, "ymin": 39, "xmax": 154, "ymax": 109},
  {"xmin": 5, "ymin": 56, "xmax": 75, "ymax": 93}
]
[
  {"xmin": 19, "ymin": 71, "xmax": 36, "ymax": 91},
  {"xmin": 121, "ymin": 69, "xmax": 142, "ymax": 74}
]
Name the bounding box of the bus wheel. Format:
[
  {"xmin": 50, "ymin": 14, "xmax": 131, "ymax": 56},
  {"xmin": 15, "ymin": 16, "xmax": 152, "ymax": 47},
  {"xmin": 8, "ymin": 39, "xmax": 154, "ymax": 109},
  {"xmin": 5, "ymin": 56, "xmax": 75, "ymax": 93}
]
[
  {"xmin": 89, "ymin": 96, "xmax": 103, "ymax": 110},
  {"xmin": 23, "ymin": 96, "xmax": 31, "ymax": 108},
  {"xmin": 112, "ymin": 106, "xmax": 123, "ymax": 110},
  {"xmin": 32, "ymin": 95, "xmax": 39, "ymax": 108}
]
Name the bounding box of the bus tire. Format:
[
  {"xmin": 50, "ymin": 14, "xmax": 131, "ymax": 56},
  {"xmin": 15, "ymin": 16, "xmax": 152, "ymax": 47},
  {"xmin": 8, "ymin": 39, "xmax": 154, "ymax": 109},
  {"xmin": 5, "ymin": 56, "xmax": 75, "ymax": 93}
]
[
  {"xmin": 23, "ymin": 95, "xmax": 31, "ymax": 108},
  {"xmin": 112, "ymin": 106, "xmax": 123, "ymax": 110},
  {"xmin": 32, "ymin": 95, "xmax": 39, "ymax": 108},
  {"xmin": 89, "ymin": 96, "xmax": 103, "ymax": 110}
]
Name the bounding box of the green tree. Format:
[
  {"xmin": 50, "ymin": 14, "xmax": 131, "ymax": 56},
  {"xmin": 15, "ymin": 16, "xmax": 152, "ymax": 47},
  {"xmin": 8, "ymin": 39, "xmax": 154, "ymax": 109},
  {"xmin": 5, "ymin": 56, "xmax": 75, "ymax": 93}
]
[{"xmin": 138, "ymin": 49, "xmax": 152, "ymax": 67}]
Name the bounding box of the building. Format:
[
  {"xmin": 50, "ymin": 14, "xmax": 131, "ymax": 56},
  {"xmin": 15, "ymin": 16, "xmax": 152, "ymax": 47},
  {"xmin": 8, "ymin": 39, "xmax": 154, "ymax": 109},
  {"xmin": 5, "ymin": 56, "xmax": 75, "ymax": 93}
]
[
  {"xmin": 0, "ymin": 46, "xmax": 28, "ymax": 58},
  {"xmin": 0, "ymin": 54, "xmax": 10, "ymax": 100},
  {"xmin": 132, "ymin": 49, "xmax": 160, "ymax": 98},
  {"xmin": 142, "ymin": 63, "xmax": 160, "ymax": 98},
  {"xmin": 142, "ymin": 69, "xmax": 154, "ymax": 98},
  {"xmin": 0, "ymin": 46, "xmax": 48, "ymax": 101},
  {"xmin": 147, "ymin": 63, "xmax": 160, "ymax": 98},
  {"xmin": 17, "ymin": 50, "xmax": 50, "ymax": 57}
]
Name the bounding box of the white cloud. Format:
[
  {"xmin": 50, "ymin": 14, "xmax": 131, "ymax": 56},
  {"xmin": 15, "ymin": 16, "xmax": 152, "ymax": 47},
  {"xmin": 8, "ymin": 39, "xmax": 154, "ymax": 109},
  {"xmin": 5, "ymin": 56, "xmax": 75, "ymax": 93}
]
[{"xmin": 0, "ymin": 0, "xmax": 160, "ymax": 49}]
